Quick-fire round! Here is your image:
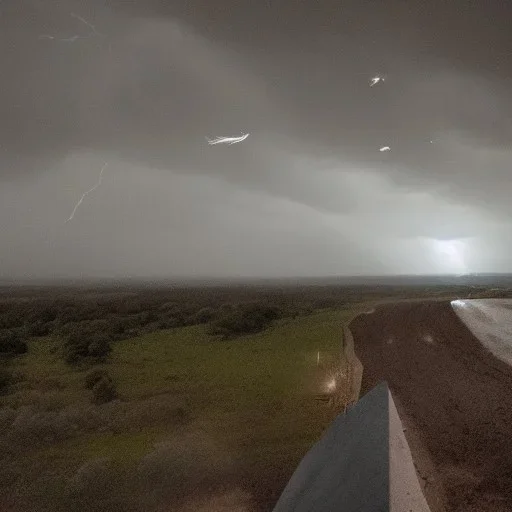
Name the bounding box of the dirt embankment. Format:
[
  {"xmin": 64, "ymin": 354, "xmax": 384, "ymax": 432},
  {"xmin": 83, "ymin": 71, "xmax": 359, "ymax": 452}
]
[{"xmin": 350, "ymin": 300, "xmax": 512, "ymax": 512}]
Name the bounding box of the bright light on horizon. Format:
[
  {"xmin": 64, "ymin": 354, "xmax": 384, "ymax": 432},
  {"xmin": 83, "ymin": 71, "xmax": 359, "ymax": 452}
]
[{"xmin": 430, "ymin": 238, "xmax": 468, "ymax": 274}]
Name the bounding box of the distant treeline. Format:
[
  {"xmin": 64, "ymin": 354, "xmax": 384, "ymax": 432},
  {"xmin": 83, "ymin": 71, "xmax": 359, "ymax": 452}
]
[
  {"xmin": 1, "ymin": 284, "xmax": 510, "ymax": 369},
  {"xmin": 0, "ymin": 286, "xmax": 350, "ymax": 370}
]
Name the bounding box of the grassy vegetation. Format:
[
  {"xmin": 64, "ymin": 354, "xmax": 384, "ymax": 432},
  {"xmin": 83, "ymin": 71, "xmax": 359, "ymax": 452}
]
[
  {"xmin": 0, "ymin": 280, "xmax": 506, "ymax": 511},
  {"xmin": 0, "ymin": 305, "xmax": 355, "ymax": 511}
]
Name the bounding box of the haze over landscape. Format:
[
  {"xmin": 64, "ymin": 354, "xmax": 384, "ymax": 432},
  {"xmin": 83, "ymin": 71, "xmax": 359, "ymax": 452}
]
[
  {"xmin": 2, "ymin": 0, "xmax": 512, "ymax": 279},
  {"xmin": 3, "ymin": 4, "xmax": 512, "ymax": 510}
]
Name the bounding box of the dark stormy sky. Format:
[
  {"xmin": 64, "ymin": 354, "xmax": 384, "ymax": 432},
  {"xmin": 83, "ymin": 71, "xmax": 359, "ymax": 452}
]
[{"xmin": 1, "ymin": 0, "xmax": 512, "ymax": 279}]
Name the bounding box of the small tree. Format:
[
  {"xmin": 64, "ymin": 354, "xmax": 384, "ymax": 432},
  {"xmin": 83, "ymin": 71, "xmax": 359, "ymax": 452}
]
[{"xmin": 156, "ymin": 316, "xmax": 183, "ymax": 329}]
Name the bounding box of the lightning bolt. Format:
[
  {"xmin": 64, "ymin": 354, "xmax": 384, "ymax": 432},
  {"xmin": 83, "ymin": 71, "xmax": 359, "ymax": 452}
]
[
  {"xmin": 66, "ymin": 163, "xmax": 107, "ymax": 223},
  {"xmin": 61, "ymin": 35, "xmax": 82, "ymax": 42},
  {"xmin": 39, "ymin": 34, "xmax": 84, "ymax": 42},
  {"xmin": 70, "ymin": 12, "xmax": 104, "ymax": 37},
  {"xmin": 39, "ymin": 13, "xmax": 105, "ymax": 43},
  {"xmin": 206, "ymin": 133, "xmax": 250, "ymax": 145}
]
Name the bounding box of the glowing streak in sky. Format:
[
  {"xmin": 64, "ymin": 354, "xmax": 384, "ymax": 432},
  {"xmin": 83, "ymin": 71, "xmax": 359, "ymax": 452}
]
[
  {"xmin": 61, "ymin": 35, "xmax": 81, "ymax": 42},
  {"xmin": 379, "ymin": 146, "xmax": 391, "ymax": 152},
  {"xmin": 70, "ymin": 12, "xmax": 104, "ymax": 36},
  {"xmin": 66, "ymin": 163, "xmax": 107, "ymax": 223},
  {"xmin": 370, "ymin": 76, "xmax": 384, "ymax": 87},
  {"xmin": 207, "ymin": 133, "xmax": 250, "ymax": 145},
  {"xmin": 38, "ymin": 33, "xmax": 87, "ymax": 43},
  {"xmin": 39, "ymin": 13, "xmax": 104, "ymax": 43}
]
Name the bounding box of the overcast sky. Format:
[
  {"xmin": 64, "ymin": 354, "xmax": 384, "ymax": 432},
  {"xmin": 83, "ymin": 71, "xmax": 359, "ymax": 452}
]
[{"xmin": 1, "ymin": 0, "xmax": 512, "ymax": 279}]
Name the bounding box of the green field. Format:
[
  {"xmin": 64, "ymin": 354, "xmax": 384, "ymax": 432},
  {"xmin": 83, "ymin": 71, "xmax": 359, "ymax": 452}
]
[
  {"xmin": 1, "ymin": 280, "xmax": 495, "ymax": 511},
  {"xmin": 1, "ymin": 307, "xmax": 356, "ymax": 511}
]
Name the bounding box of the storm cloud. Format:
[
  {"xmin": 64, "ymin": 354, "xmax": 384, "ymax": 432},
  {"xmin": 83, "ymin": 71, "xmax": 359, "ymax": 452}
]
[{"xmin": 1, "ymin": 0, "xmax": 512, "ymax": 278}]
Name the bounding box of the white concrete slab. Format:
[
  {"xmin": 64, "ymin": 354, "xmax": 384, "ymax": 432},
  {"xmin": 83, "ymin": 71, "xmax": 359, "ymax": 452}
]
[
  {"xmin": 272, "ymin": 382, "xmax": 389, "ymax": 512},
  {"xmin": 389, "ymin": 391, "xmax": 431, "ymax": 512},
  {"xmin": 451, "ymin": 299, "xmax": 512, "ymax": 366},
  {"xmin": 273, "ymin": 382, "xmax": 432, "ymax": 512}
]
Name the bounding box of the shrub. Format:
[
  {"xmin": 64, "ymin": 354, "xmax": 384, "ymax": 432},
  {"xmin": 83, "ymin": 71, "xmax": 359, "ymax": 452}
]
[
  {"xmin": 0, "ymin": 330, "xmax": 28, "ymax": 356},
  {"xmin": 56, "ymin": 302, "xmax": 99, "ymax": 324},
  {"xmin": 84, "ymin": 368, "xmax": 117, "ymax": 404},
  {"xmin": 125, "ymin": 328, "xmax": 142, "ymax": 338},
  {"xmin": 156, "ymin": 316, "xmax": 183, "ymax": 329},
  {"xmin": 0, "ymin": 368, "xmax": 14, "ymax": 394},
  {"xmin": 87, "ymin": 333, "xmax": 112, "ymax": 359},
  {"xmin": 158, "ymin": 302, "xmax": 180, "ymax": 313},
  {"xmin": 108, "ymin": 316, "xmax": 152, "ymax": 340},
  {"xmin": 92, "ymin": 377, "xmax": 117, "ymax": 405},
  {"xmin": 313, "ymin": 297, "xmax": 340, "ymax": 309},
  {"xmin": 109, "ymin": 316, "xmax": 134, "ymax": 337},
  {"xmin": 64, "ymin": 328, "xmax": 112, "ymax": 365},
  {"xmin": 208, "ymin": 303, "xmax": 282, "ymax": 338},
  {"xmin": 218, "ymin": 303, "xmax": 235, "ymax": 315},
  {"xmin": 24, "ymin": 320, "xmax": 53, "ymax": 337},
  {"xmin": 56, "ymin": 321, "xmax": 79, "ymax": 338},
  {"xmin": 189, "ymin": 307, "xmax": 215, "ymax": 325},
  {"xmin": 63, "ymin": 340, "xmax": 86, "ymax": 365},
  {"xmin": 118, "ymin": 298, "xmax": 144, "ymax": 315},
  {"xmin": 25, "ymin": 303, "xmax": 58, "ymax": 325},
  {"xmin": 87, "ymin": 319, "xmax": 112, "ymax": 333},
  {"xmin": 136, "ymin": 311, "xmax": 158, "ymax": 327},
  {"xmin": 84, "ymin": 368, "xmax": 111, "ymax": 390}
]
